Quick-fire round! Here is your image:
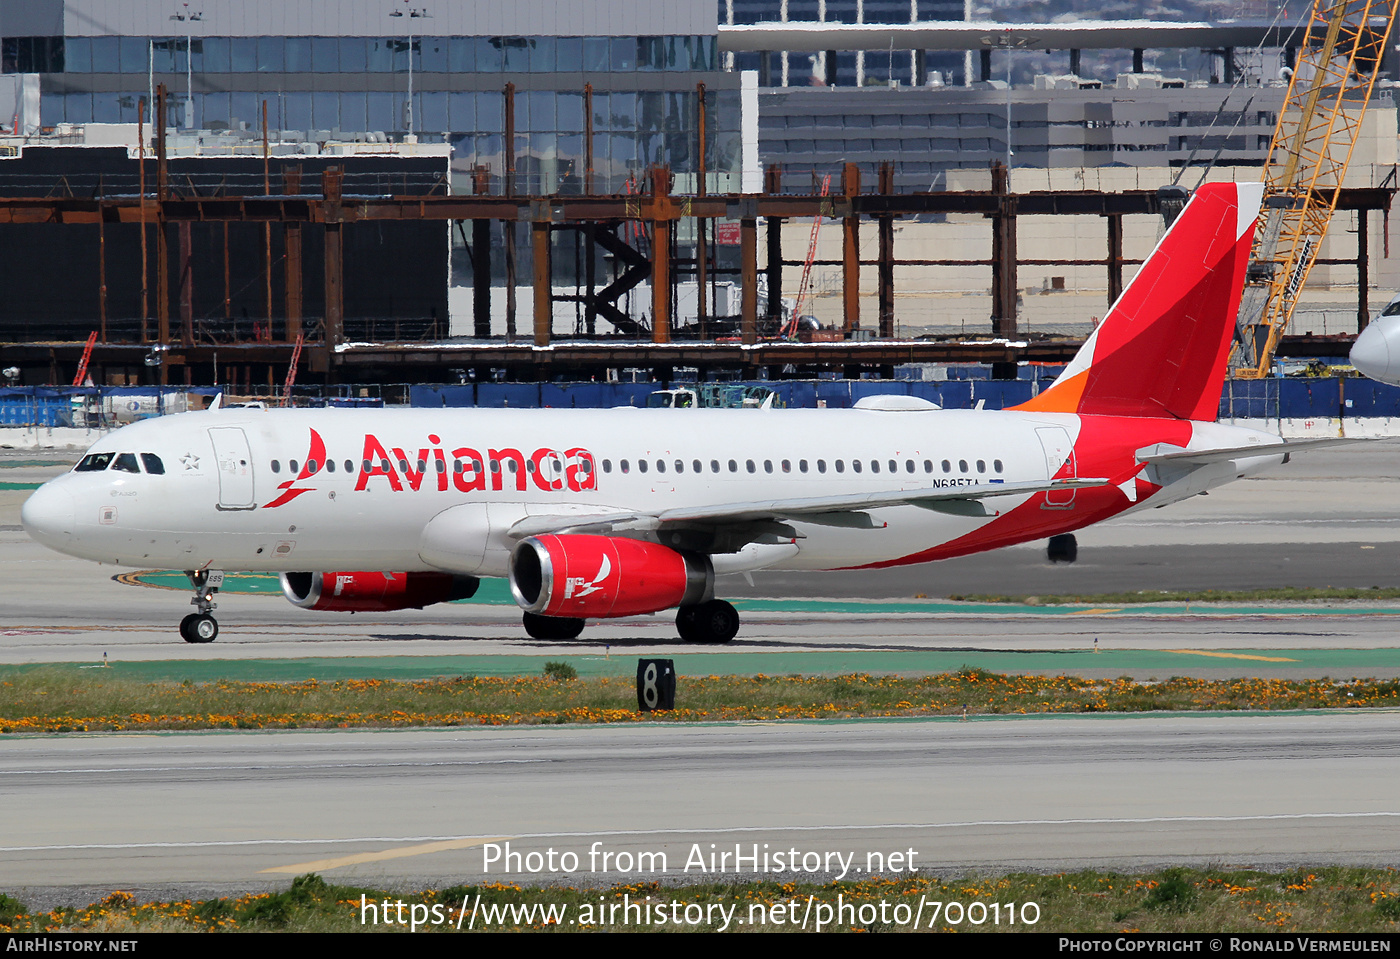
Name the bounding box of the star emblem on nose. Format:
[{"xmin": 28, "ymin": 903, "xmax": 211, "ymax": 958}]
[{"xmin": 180, "ymin": 452, "xmax": 201, "ymax": 471}]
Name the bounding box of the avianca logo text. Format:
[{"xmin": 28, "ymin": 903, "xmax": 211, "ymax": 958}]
[{"xmin": 353, "ymin": 434, "xmax": 598, "ymax": 494}]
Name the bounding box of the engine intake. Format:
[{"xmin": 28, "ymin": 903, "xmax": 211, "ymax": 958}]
[
  {"xmin": 280, "ymin": 571, "xmax": 478, "ymax": 612},
  {"xmin": 509, "ymin": 534, "xmax": 712, "ymax": 619}
]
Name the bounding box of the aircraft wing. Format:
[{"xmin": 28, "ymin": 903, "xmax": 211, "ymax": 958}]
[
  {"xmin": 1136, "ymin": 437, "xmax": 1375, "ymax": 467},
  {"xmin": 507, "ymin": 476, "xmax": 1109, "ymax": 538}
]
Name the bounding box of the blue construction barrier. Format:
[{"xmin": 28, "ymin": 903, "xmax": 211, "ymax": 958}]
[{"xmin": 10, "ymin": 377, "xmax": 1400, "ymax": 427}]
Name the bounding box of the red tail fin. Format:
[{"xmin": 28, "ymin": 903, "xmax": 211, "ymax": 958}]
[{"xmin": 1014, "ymin": 181, "xmax": 1262, "ymax": 421}]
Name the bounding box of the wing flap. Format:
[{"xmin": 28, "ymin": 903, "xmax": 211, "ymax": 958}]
[{"xmin": 509, "ymin": 477, "xmax": 1107, "ymax": 538}]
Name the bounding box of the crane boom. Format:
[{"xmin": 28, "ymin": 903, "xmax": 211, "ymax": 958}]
[{"xmin": 1231, "ymin": 0, "xmax": 1398, "ymax": 378}]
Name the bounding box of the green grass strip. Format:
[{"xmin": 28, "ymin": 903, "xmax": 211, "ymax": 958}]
[
  {"xmin": 3, "ymin": 867, "xmax": 1400, "ymax": 932},
  {"xmin": 3, "ymin": 667, "xmax": 1400, "ymax": 733}
]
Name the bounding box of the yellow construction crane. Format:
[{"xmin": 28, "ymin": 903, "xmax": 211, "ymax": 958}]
[{"xmin": 1231, "ymin": 0, "xmax": 1398, "ymax": 378}]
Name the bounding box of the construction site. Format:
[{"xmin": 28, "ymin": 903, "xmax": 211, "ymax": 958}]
[{"xmin": 0, "ymin": 0, "xmax": 1395, "ymax": 407}]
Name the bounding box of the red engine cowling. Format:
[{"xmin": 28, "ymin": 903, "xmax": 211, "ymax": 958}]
[
  {"xmin": 509, "ymin": 534, "xmax": 713, "ymax": 619},
  {"xmin": 280, "ymin": 571, "xmax": 478, "ymax": 612}
]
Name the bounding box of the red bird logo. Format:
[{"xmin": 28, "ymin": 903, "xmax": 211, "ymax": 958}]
[{"xmin": 262, "ymin": 429, "xmax": 325, "ymax": 509}]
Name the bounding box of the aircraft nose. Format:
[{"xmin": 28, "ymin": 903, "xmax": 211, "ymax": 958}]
[
  {"xmin": 20, "ymin": 483, "xmax": 76, "ymax": 548},
  {"xmin": 1351, "ymin": 317, "xmax": 1398, "ymax": 384}
]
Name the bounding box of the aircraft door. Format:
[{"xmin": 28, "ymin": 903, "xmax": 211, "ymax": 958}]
[
  {"xmin": 208, "ymin": 427, "xmax": 256, "ymax": 510},
  {"xmin": 1035, "ymin": 426, "xmax": 1076, "ymax": 509}
]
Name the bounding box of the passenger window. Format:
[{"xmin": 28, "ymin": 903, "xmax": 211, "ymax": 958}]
[
  {"xmin": 580, "ymin": 460, "xmax": 592, "ymax": 474},
  {"xmin": 306, "ymin": 459, "xmax": 319, "ymax": 473},
  {"xmin": 994, "ymin": 459, "xmax": 1004, "ymax": 473},
  {"xmin": 397, "ymin": 459, "xmax": 408, "ymax": 471},
  {"xmin": 345, "ymin": 460, "xmax": 354, "ymax": 473},
  {"xmin": 942, "ymin": 460, "xmax": 951, "ymax": 473},
  {"xmin": 923, "ymin": 459, "xmax": 933, "ymax": 473},
  {"xmin": 799, "ymin": 460, "xmax": 808, "ymax": 473},
  {"xmin": 711, "ymin": 460, "xmax": 720, "ymax": 473},
  {"xmin": 602, "ymin": 459, "xmax": 612, "ymax": 473},
  {"xmin": 290, "ymin": 459, "xmax": 300, "ymax": 474},
  {"xmin": 326, "ymin": 459, "xmax": 336, "ymax": 473},
  {"xmin": 870, "ymin": 460, "xmax": 879, "ymax": 473},
  {"xmin": 959, "ymin": 460, "xmax": 968, "ymax": 473},
  {"xmin": 380, "ymin": 459, "xmax": 391, "ymax": 472},
  {"xmin": 977, "ymin": 460, "xmax": 986, "ymax": 473},
  {"xmin": 140, "ymin": 453, "xmax": 166, "ymax": 474},
  {"xmin": 692, "ymin": 460, "xmax": 701, "ymax": 473},
  {"xmin": 363, "ymin": 459, "xmax": 372, "ymax": 472},
  {"xmin": 417, "ymin": 459, "xmax": 427, "ymax": 472},
  {"xmin": 890, "ymin": 459, "xmax": 898, "ymax": 473},
  {"xmin": 507, "ymin": 460, "xmax": 517, "ymax": 473},
  {"xmin": 674, "ymin": 460, "xmax": 684, "ymax": 473},
  {"xmin": 656, "ymin": 460, "xmax": 665, "ymax": 473},
  {"xmin": 816, "ymin": 459, "xmax": 826, "ymax": 473},
  {"xmin": 435, "ymin": 459, "xmax": 445, "ymax": 473},
  {"xmin": 271, "ymin": 459, "xmax": 282, "ymax": 474},
  {"xmin": 764, "ymin": 460, "xmax": 773, "ymax": 473},
  {"xmin": 782, "ymin": 460, "xmax": 792, "ymax": 473},
  {"xmin": 490, "ymin": 460, "xmax": 501, "ymax": 473},
  {"xmin": 638, "ymin": 460, "xmax": 648, "ymax": 473},
  {"xmin": 75, "ymin": 452, "xmax": 115, "ymax": 472},
  {"xmin": 853, "ymin": 460, "xmax": 862, "ymax": 474},
  {"xmin": 904, "ymin": 460, "xmax": 913, "ymax": 473},
  {"xmin": 112, "ymin": 452, "xmax": 141, "ymax": 473},
  {"xmin": 728, "ymin": 460, "xmax": 737, "ymax": 472},
  {"xmin": 746, "ymin": 460, "xmax": 756, "ymax": 473},
  {"xmin": 621, "ymin": 459, "xmax": 630, "ymax": 473},
  {"xmin": 835, "ymin": 460, "xmax": 845, "ymax": 473}
]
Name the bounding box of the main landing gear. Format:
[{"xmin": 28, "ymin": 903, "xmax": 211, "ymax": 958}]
[
  {"xmin": 520, "ymin": 600, "xmax": 741, "ymax": 644},
  {"xmin": 1047, "ymin": 534, "xmax": 1078, "ymax": 564},
  {"xmin": 180, "ymin": 569, "xmax": 223, "ymax": 643},
  {"xmin": 676, "ymin": 600, "xmax": 740, "ymax": 644}
]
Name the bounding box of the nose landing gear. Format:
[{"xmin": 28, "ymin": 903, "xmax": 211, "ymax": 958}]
[{"xmin": 180, "ymin": 569, "xmax": 223, "ymax": 643}]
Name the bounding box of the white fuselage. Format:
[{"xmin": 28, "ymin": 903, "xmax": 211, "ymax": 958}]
[{"xmin": 22, "ymin": 405, "xmax": 1282, "ymax": 579}]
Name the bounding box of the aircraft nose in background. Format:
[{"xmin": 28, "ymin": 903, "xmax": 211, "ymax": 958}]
[
  {"xmin": 1351, "ymin": 316, "xmax": 1399, "ymax": 385},
  {"xmin": 20, "ymin": 483, "xmax": 76, "ymax": 548}
]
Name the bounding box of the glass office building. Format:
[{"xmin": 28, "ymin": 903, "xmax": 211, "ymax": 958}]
[{"xmin": 1, "ymin": 0, "xmax": 740, "ymax": 194}]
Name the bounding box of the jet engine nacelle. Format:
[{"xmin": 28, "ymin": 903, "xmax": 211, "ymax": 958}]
[
  {"xmin": 280, "ymin": 571, "xmax": 479, "ymax": 612},
  {"xmin": 508, "ymin": 534, "xmax": 713, "ymax": 619}
]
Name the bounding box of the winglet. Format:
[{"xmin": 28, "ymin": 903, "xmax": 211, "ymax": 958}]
[{"xmin": 1014, "ymin": 180, "xmax": 1264, "ymax": 421}]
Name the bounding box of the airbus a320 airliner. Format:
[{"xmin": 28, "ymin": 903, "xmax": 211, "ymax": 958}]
[{"xmin": 21, "ymin": 181, "xmax": 1342, "ymax": 644}]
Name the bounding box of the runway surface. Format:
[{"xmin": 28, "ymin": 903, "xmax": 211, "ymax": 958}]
[
  {"xmin": 5, "ymin": 446, "xmax": 1400, "ymax": 898},
  {"xmin": 4, "ymin": 711, "xmax": 1400, "ymax": 901}
]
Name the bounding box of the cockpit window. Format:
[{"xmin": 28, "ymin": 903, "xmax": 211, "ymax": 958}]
[
  {"xmin": 140, "ymin": 453, "xmax": 165, "ymax": 475},
  {"xmin": 74, "ymin": 452, "xmax": 114, "ymax": 472},
  {"xmin": 1383, "ymin": 299, "xmax": 1400, "ymax": 317},
  {"xmin": 112, "ymin": 452, "xmax": 141, "ymax": 473}
]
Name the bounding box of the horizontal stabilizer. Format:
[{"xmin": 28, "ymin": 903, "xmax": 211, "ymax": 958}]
[{"xmin": 1136, "ymin": 436, "xmax": 1375, "ymax": 467}]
